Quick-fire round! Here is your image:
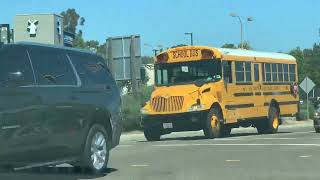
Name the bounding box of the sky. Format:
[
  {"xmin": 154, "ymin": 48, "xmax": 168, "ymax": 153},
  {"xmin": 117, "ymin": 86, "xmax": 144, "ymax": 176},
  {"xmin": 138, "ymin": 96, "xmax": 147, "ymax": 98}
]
[{"xmin": 1, "ymin": 0, "xmax": 320, "ymax": 56}]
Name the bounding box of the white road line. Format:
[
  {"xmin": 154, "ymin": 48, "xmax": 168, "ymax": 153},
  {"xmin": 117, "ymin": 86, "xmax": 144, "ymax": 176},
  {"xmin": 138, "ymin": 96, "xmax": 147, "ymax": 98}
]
[
  {"xmin": 255, "ymin": 138, "xmax": 297, "ymax": 140},
  {"xmin": 118, "ymin": 145, "xmax": 134, "ymax": 148},
  {"xmin": 131, "ymin": 164, "xmax": 149, "ymax": 167},
  {"xmin": 152, "ymin": 143, "xmax": 320, "ymax": 147},
  {"xmin": 268, "ymin": 131, "xmax": 314, "ymax": 135},
  {"xmin": 212, "ymin": 138, "xmax": 242, "ymax": 141},
  {"xmin": 225, "ymin": 160, "xmax": 241, "ymax": 162},
  {"xmin": 298, "ymin": 155, "xmax": 312, "ymax": 158}
]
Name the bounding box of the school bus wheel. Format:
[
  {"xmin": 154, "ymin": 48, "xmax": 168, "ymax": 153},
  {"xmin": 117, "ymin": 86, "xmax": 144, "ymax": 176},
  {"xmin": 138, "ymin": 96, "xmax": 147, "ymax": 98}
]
[
  {"xmin": 203, "ymin": 107, "xmax": 224, "ymax": 139},
  {"xmin": 256, "ymin": 106, "xmax": 279, "ymax": 134},
  {"xmin": 144, "ymin": 130, "xmax": 161, "ymax": 141}
]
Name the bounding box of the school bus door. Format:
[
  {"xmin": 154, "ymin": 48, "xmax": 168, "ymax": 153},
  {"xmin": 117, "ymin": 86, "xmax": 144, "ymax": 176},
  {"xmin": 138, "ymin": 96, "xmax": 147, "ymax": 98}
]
[{"xmin": 252, "ymin": 63, "xmax": 265, "ymax": 115}]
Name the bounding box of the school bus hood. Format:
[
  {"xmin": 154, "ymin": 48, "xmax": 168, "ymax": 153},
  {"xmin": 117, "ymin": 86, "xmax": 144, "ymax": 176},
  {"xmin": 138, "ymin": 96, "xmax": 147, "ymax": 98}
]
[{"xmin": 152, "ymin": 84, "xmax": 201, "ymax": 97}]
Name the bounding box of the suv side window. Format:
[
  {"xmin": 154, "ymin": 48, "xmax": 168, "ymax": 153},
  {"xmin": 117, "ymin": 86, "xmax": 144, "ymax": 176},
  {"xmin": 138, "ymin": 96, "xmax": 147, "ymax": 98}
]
[
  {"xmin": 70, "ymin": 54, "xmax": 114, "ymax": 86},
  {"xmin": 28, "ymin": 47, "xmax": 77, "ymax": 85},
  {"xmin": 0, "ymin": 46, "xmax": 34, "ymax": 87}
]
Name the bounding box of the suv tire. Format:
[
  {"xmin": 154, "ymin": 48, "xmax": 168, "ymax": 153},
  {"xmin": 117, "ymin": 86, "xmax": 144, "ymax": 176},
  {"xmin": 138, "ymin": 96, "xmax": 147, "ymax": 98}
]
[{"xmin": 82, "ymin": 124, "xmax": 110, "ymax": 174}]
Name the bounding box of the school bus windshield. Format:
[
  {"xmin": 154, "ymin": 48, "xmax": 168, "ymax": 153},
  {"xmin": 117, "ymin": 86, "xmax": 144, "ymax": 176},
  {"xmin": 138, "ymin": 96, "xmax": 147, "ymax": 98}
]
[{"xmin": 155, "ymin": 59, "xmax": 221, "ymax": 86}]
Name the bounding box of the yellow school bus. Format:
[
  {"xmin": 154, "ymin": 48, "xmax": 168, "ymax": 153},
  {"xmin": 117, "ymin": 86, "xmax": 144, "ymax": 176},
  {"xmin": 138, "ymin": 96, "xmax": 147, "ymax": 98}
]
[{"xmin": 140, "ymin": 46, "xmax": 298, "ymax": 141}]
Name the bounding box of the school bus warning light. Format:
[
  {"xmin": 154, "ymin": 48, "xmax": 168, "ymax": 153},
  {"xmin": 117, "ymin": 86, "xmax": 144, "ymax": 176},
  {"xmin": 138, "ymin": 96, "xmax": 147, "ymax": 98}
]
[
  {"xmin": 156, "ymin": 52, "xmax": 169, "ymax": 63},
  {"xmin": 201, "ymin": 49, "xmax": 214, "ymax": 59}
]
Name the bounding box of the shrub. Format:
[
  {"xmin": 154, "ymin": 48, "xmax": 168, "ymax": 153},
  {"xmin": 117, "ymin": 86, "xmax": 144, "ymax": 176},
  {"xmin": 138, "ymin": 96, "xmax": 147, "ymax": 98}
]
[{"xmin": 121, "ymin": 85, "xmax": 154, "ymax": 131}]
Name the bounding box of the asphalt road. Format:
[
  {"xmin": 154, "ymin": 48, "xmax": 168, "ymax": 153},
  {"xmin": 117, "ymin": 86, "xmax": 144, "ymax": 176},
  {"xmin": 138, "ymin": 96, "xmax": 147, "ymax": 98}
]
[{"xmin": 1, "ymin": 120, "xmax": 320, "ymax": 180}]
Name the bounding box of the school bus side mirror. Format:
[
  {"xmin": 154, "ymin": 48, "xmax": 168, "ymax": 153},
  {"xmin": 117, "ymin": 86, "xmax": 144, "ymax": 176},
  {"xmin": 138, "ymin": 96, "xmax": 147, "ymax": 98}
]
[{"xmin": 214, "ymin": 75, "xmax": 222, "ymax": 81}]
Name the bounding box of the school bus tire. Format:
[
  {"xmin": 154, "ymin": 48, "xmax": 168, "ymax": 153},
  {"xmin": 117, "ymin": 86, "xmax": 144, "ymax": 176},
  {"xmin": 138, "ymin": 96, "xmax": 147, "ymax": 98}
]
[
  {"xmin": 203, "ymin": 107, "xmax": 224, "ymax": 139},
  {"xmin": 256, "ymin": 106, "xmax": 279, "ymax": 134},
  {"xmin": 144, "ymin": 130, "xmax": 161, "ymax": 141}
]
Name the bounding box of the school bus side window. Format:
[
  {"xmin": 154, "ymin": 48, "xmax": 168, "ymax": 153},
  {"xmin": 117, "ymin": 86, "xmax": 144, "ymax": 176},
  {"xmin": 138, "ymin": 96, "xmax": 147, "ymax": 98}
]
[
  {"xmin": 278, "ymin": 64, "xmax": 284, "ymax": 82},
  {"xmin": 235, "ymin": 61, "xmax": 251, "ymax": 82},
  {"xmin": 289, "ymin": 64, "xmax": 296, "ymax": 81},
  {"xmin": 283, "ymin": 64, "xmax": 289, "ymax": 81},
  {"xmin": 222, "ymin": 61, "xmax": 232, "ymax": 83},
  {"xmin": 264, "ymin": 63, "xmax": 271, "ymax": 82},
  {"xmin": 271, "ymin": 63, "xmax": 278, "ymax": 82},
  {"xmin": 254, "ymin": 64, "xmax": 259, "ymax": 82},
  {"xmin": 245, "ymin": 62, "xmax": 251, "ymax": 82},
  {"xmin": 235, "ymin": 62, "xmax": 244, "ymax": 82}
]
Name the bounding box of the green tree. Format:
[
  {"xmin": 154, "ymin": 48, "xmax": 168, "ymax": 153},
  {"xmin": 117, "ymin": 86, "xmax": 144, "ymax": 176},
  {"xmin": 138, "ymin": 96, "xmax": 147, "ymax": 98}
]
[
  {"xmin": 84, "ymin": 40, "xmax": 100, "ymax": 52},
  {"xmin": 60, "ymin": 8, "xmax": 85, "ymax": 35},
  {"xmin": 61, "ymin": 8, "xmax": 86, "ymax": 48},
  {"xmin": 289, "ymin": 47, "xmax": 305, "ymax": 83},
  {"xmin": 141, "ymin": 56, "xmax": 154, "ymax": 64},
  {"xmin": 96, "ymin": 42, "xmax": 107, "ymax": 58},
  {"xmin": 221, "ymin": 43, "xmax": 237, "ymax": 49},
  {"xmin": 72, "ymin": 30, "xmax": 85, "ymax": 48},
  {"xmin": 238, "ymin": 41, "xmax": 252, "ymax": 50}
]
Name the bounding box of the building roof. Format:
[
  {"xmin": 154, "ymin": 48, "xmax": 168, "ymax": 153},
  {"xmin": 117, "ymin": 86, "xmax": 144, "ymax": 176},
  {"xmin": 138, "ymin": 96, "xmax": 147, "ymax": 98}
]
[
  {"xmin": 216, "ymin": 48, "xmax": 296, "ymax": 61},
  {"xmin": 15, "ymin": 13, "xmax": 63, "ymax": 18}
]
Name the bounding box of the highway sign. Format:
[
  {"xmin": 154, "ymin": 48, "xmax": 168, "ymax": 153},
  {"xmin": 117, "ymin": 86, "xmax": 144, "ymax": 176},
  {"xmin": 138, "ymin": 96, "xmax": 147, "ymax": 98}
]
[
  {"xmin": 299, "ymin": 77, "xmax": 315, "ymax": 94},
  {"xmin": 106, "ymin": 35, "xmax": 141, "ymax": 81}
]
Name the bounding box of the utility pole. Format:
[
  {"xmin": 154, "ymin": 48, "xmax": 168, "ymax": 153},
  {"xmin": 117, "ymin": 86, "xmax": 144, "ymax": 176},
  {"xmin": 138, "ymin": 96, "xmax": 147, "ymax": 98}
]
[
  {"xmin": 152, "ymin": 49, "xmax": 159, "ymax": 56},
  {"xmin": 130, "ymin": 35, "xmax": 138, "ymax": 96},
  {"xmin": 307, "ymin": 79, "xmax": 309, "ymax": 119},
  {"xmin": 230, "ymin": 13, "xmax": 253, "ymax": 49}
]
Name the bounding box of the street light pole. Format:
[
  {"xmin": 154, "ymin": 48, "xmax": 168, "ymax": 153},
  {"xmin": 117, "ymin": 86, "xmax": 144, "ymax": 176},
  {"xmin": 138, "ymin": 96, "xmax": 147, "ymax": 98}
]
[
  {"xmin": 152, "ymin": 49, "xmax": 159, "ymax": 56},
  {"xmin": 238, "ymin": 16, "xmax": 243, "ymax": 49},
  {"xmin": 230, "ymin": 13, "xmax": 253, "ymax": 49},
  {"xmin": 185, "ymin": 32, "xmax": 193, "ymax": 46}
]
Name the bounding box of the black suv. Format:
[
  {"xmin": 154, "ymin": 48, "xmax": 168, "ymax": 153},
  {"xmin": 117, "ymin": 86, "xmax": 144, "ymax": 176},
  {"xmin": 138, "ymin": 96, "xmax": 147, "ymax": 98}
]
[{"xmin": 0, "ymin": 43, "xmax": 121, "ymax": 173}]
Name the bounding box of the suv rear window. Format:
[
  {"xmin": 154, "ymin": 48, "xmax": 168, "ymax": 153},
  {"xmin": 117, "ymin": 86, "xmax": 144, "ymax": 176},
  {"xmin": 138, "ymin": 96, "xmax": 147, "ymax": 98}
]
[
  {"xmin": 28, "ymin": 47, "xmax": 77, "ymax": 86},
  {"xmin": 70, "ymin": 54, "xmax": 113, "ymax": 86}
]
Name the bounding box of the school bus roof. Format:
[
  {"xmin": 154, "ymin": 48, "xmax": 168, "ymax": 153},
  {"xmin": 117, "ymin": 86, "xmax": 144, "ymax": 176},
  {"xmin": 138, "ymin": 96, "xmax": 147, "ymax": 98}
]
[
  {"xmin": 156, "ymin": 46, "xmax": 296, "ymax": 63},
  {"xmin": 216, "ymin": 48, "xmax": 296, "ymax": 61}
]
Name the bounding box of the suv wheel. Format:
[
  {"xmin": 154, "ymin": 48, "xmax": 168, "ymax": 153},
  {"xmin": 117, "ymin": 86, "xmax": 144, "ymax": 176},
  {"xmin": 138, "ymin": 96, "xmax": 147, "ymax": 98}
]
[{"xmin": 83, "ymin": 124, "xmax": 109, "ymax": 174}]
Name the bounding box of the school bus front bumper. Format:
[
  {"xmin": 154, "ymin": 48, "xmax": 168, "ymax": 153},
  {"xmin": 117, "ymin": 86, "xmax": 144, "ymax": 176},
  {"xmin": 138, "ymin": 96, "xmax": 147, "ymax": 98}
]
[{"xmin": 141, "ymin": 111, "xmax": 208, "ymax": 134}]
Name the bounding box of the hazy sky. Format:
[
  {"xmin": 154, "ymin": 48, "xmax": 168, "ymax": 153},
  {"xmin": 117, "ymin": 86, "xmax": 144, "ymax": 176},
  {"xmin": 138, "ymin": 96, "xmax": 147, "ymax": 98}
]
[{"xmin": 1, "ymin": 0, "xmax": 320, "ymax": 56}]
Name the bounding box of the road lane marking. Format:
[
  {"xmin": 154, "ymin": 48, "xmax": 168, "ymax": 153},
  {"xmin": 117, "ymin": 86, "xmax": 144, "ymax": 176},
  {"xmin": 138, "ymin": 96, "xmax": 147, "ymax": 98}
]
[
  {"xmin": 118, "ymin": 145, "xmax": 134, "ymax": 148},
  {"xmin": 255, "ymin": 138, "xmax": 297, "ymax": 140},
  {"xmin": 267, "ymin": 131, "xmax": 314, "ymax": 135},
  {"xmin": 152, "ymin": 143, "xmax": 320, "ymax": 147},
  {"xmin": 131, "ymin": 164, "xmax": 149, "ymax": 167},
  {"xmin": 298, "ymin": 155, "xmax": 312, "ymax": 158},
  {"xmin": 212, "ymin": 138, "xmax": 242, "ymax": 141},
  {"xmin": 225, "ymin": 160, "xmax": 240, "ymax": 162}
]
